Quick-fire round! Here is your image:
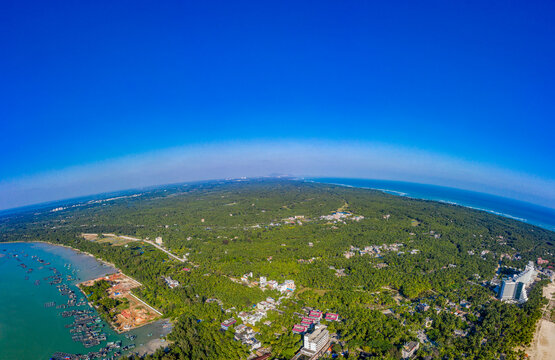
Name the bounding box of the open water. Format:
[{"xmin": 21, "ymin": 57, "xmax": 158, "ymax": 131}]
[{"xmin": 0, "ymin": 242, "xmax": 170, "ymax": 360}]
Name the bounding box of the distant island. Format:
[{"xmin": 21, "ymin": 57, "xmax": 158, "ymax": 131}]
[{"xmin": 1, "ymin": 178, "xmax": 554, "ymax": 359}]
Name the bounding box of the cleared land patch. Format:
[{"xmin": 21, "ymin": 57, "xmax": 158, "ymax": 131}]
[
  {"xmin": 79, "ymin": 273, "xmax": 162, "ymax": 332},
  {"xmin": 82, "ymin": 233, "xmax": 134, "ymax": 246}
]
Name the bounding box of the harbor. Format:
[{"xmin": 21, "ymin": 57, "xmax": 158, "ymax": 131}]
[{"xmin": 0, "ymin": 242, "xmax": 169, "ymax": 360}]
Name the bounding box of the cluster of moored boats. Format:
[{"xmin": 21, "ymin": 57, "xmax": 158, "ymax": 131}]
[
  {"xmin": 3, "ymin": 248, "xmax": 139, "ymax": 359},
  {"xmin": 50, "ymin": 341, "xmax": 136, "ymax": 359},
  {"xmin": 65, "ymin": 309, "xmax": 106, "ymax": 348}
]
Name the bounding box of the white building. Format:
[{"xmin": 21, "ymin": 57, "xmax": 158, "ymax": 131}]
[
  {"xmin": 301, "ymin": 324, "xmax": 329, "ymax": 356},
  {"xmin": 155, "ymin": 237, "xmax": 163, "ymax": 245},
  {"xmin": 163, "ymin": 276, "xmax": 179, "ymax": 288},
  {"xmin": 266, "ymin": 280, "xmax": 278, "ymax": 290},
  {"xmin": 277, "ymin": 279, "xmax": 296, "ymax": 293},
  {"xmin": 257, "ymin": 301, "xmax": 270, "ymax": 311},
  {"xmin": 498, "ymin": 261, "xmax": 537, "ymax": 303},
  {"xmin": 238, "ymin": 310, "xmax": 266, "ymax": 325},
  {"xmin": 401, "ymin": 341, "xmax": 419, "ymax": 359},
  {"xmin": 266, "ymin": 297, "xmax": 276, "ymax": 304}
]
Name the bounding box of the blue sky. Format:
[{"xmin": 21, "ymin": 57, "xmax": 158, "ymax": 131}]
[{"xmin": 1, "ymin": 1, "xmax": 554, "ymax": 210}]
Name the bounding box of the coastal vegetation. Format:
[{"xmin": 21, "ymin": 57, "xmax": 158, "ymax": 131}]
[
  {"xmin": 1, "ymin": 179, "xmax": 554, "ymax": 359},
  {"xmin": 80, "ymin": 280, "xmax": 129, "ymax": 322}
]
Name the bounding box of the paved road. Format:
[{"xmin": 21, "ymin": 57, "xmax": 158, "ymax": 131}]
[{"xmin": 119, "ymin": 236, "xmax": 186, "ymax": 263}]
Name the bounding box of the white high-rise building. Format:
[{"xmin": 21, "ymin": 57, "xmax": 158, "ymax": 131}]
[
  {"xmin": 498, "ymin": 262, "xmax": 537, "ymax": 303},
  {"xmin": 517, "ymin": 262, "xmax": 537, "ymax": 284},
  {"xmin": 301, "ymin": 324, "xmax": 329, "ymax": 356},
  {"xmin": 499, "ymin": 281, "xmax": 518, "ymax": 301}
]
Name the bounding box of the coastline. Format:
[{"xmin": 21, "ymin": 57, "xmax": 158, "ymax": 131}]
[
  {"xmin": 527, "ymin": 275, "xmax": 555, "ymax": 359},
  {"xmin": 0, "ymin": 240, "xmax": 120, "ymax": 270},
  {"xmin": 306, "ymin": 178, "xmax": 555, "ymax": 232},
  {"xmin": 77, "ymin": 272, "xmax": 163, "ymax": 334},
  {"xmin": 3, "ymin": 184, "xmax": 553, "ymax": 359},
  {"xmin": 0, "ymin": 241, "xmax": 126, "ymax": 358},
  {"xmin": 0, "ymin": 240, "xmax": 171, "ymax": 357}
]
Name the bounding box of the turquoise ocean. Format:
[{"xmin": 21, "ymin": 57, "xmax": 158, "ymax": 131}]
[{"xmin": 0, "ymin": 242, "xmax": 170, "ymax": 360}]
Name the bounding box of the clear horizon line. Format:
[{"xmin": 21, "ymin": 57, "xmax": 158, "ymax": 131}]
[{"xmin": 0, "ymin": 140, "xmax": 553, "ymax": 211}]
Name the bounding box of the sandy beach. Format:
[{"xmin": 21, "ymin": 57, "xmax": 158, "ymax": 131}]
[
  {"xmin": 527, "ymin": 276, "xmax": 555, "ymax": 360},
  {"xmin": 135, "ymin": 338, "xmax": 169, "ymax": 356}
]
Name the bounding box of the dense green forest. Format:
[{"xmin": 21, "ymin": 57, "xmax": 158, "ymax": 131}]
[{"xmin": 1, "ymin": 179, "xmax": 553, "ymax": 359}]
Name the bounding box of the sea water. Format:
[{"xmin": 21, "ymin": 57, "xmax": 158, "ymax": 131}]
[{"xmin": 0, "ymin": 242, "xmax": 170, "ymax": 360}]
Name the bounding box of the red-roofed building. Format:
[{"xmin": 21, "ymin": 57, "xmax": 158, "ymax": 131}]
[
  {"xmin": 292, "ymin": 324, "xmax": 308, "ymax": 334},
  {"xmin": 182, "ymin": 267, "xmax": 191, "ymax": 271},
  {"xmin": 325, "ymin": 313, "xmax": 339, "ymax": 321},
  {"xmin": 308, "ymin": 310, "xmax": 322, "ymax": 320},
  {"xmin": 108, "ymin": 273, "xmax": 122, "ymax": 281},
  {"xmin": 252, "ymin": 354, "xmax": 271, "ymax": 360},
  {"xmin": 221, "ymin": 318, "xmax": 237, "ymax": 330},
  {"xmin": 301, "ymin": 318, "xmax": 313, "ymax": 326}
]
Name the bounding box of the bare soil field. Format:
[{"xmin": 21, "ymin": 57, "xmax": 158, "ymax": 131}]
[{"xmin": 80, "ymin": 272, "xmax": 162, "ymax": 332}]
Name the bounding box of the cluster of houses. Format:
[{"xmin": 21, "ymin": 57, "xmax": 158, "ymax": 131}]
[
  {"xmin": 206, "ymin": 298, "xmax": 224, "ymax": 306},
  {"xmin": 259, "ymin": 276, "xmax": 296, "ymax": 294},
  {"xmin": 297, "ymin": 257, "xmax": 318, "ymax": 264},
  {"xmin": 244, "ymin": 211, "xmax": 367, "ymax": 232},
  {"xmin": 416, "ymin": 299, "xmax": 472, "ymax": 317},
  {"xmin": 320, "ymin": 212, "xmax": 364, "ymax": 222},
  {"xmin": 219, "ymin": 297, "xmax": 283, "ymax": 352},
  {"xmin": 220, "ymin": 319, "xmax": 263, "ymax": 351},
  {"xmin": 237, "ymin": 309, "xmax": 267, "ymax": 326},
  {"xmin": 395, "ymin": 298, "xmax": 477, "ymax": 358},
  {"xmin": 283, "ymin": 215, "xmax": 307, "ymax": 225},
  {"xmin": 343, "ymin": 243, "xmax": 415, "ymax": 259},
  {"xmin": 234, "ymin": 324, "xmax": 261, "ymax": 351},
  {"xmin": 292, "ymin": 308, "xmax": 339, "ymax": 334},
  {"xmin": 163, "ymin": 276, "xmax": 180, "ymax": 288},
  {"xmin": 223, "ymin": 304, "xmax": 340, "ymax": 356},
  {"xmin": 234, "ymin": 297, "xmax": 279, "ymax": 326},
  {"xmin": 238, "ymin": 273, "xmax": 296, "ymax": 294},
  {"xmin": 268, "ymin": 212, "xmax": 365, "ymax": 228},
  {"xmin": 467, "ymin": 249, "xmax": 495, "ymax": 257},
  {"xmin": 416, "ymin": 298, "xmax": 476, "ymax": 337},
  {"xmin": 328, "ymin": 266, "xmax": 347, "ymax": 277},
  {"xmin": 255, "ymin": 297, "xmax": 279, "ymax": 312}
]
